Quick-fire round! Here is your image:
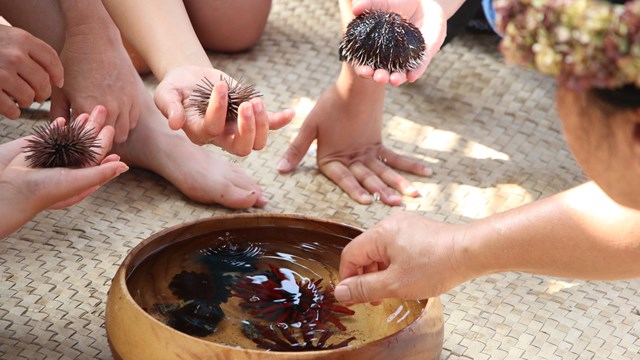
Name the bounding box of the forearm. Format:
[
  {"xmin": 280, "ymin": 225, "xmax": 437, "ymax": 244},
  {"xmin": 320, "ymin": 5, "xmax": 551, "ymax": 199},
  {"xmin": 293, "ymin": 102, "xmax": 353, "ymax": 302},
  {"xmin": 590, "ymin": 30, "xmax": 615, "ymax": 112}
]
[
  {"xmin": 101, "ymin": 0, "xmax": 210, "ymax": 79},
  {"xmin": 463, "ymin": 182, "xmax": 640, "ymax": 280},
  {"xmin": 434, "ymin": 0, "xmax": 468, "ymax": 19}
]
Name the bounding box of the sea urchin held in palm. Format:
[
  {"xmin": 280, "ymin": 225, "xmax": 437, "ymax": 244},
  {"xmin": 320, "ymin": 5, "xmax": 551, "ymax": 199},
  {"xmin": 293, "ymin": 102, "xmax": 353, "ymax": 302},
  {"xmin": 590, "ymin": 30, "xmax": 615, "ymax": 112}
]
[
  {"xmin": 188, "ymin": 75, "xmax": 262, "ymax": 123},
  {"xmin": 23, "ymin": 118, "xmax": 101, "ymax": 168},
  {"xmin": 339, "ymin": 10, "xmax": 426, "ymax": 73}
]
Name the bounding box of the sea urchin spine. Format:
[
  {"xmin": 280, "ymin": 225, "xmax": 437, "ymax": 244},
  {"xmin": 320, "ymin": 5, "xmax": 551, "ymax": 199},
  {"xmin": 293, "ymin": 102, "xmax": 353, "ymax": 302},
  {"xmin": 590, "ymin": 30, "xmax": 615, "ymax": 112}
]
[
  {"xmin": 339, "ymin": 10, "xmax": 426, "ymax": 73},
  {"xmin": 188, "ymin": 76, "xmax": 262, "ymax": 123},
  {"xmin": 23, "ymin": 118, "xmax": 101, "ymax": 168}
]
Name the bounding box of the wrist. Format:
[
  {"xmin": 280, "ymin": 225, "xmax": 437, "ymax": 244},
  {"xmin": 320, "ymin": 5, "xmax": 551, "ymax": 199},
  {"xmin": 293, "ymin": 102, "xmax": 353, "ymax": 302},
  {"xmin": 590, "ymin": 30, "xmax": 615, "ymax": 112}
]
[
  {"xmin": 432, "ymin": 0, "xmax": 467, "ymax": 19},
  {"xmin": 0, "ymin": 184, "xmax": 36, "ymax": 239},
  {"xmin": 456, "ymin": 219, "xmax": 504, "ymax": 279},
  {"xmin": 335, "ymin": 64, "xmax": 386, "ymax": 101}
]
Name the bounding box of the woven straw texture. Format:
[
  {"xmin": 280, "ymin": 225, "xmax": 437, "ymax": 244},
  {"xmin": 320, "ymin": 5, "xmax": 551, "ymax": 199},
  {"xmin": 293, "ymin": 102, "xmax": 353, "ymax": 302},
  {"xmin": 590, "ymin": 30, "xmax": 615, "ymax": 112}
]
[{"xmin": 1, "ymin": 0, "xmax": 639, "ymax": 359}]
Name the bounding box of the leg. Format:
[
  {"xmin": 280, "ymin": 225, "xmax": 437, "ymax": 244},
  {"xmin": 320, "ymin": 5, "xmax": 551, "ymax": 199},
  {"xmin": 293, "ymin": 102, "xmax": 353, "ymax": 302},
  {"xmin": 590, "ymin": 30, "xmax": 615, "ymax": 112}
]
[
  {"xmin": 183, "ymin": 0, "xmax": 272, "ymax": 53},
  {"xmin": 0, "ymin": 0, "xmax": 65, "ymax": 52}
]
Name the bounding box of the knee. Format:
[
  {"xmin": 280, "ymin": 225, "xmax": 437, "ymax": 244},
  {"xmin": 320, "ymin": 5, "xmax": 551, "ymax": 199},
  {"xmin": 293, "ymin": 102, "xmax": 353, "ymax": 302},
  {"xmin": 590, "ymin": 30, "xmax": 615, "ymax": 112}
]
[{"xmin": 186, "ymin": 0, "xmax": 272, "ymax": 53}]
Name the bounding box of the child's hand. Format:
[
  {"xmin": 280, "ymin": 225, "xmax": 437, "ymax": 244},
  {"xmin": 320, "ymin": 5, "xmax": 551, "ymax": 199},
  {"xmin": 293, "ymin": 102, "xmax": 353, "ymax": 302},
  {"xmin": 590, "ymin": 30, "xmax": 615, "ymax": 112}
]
[
  {"xmin": 349, "ymin": 0, "xmax": 452, "ymax": 86},
  {"xmin": 0, "ymin": 106, "xmax": 129, "ymax": 238},
  {"xmin": 155, "ymin": 66, "xmax": 294, "ymax": 156}
]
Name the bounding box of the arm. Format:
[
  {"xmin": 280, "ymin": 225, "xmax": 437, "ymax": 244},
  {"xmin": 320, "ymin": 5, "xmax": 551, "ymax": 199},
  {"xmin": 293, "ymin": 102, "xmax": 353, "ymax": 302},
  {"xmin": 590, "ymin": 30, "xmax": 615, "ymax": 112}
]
[
  {"xmin": 101, "ymin": 0, "xmax": 295, "ymax": 153},
  {"xmin": 336, "ymin": 182, "xmax": 640, "ymax": 304},
  {"xmin": 101, "ymin": 0, "xmax": 209, "ymax": 79},
  {"xmin": 464, "ymin": 181, "xmax": 640, "ymax": 280}
]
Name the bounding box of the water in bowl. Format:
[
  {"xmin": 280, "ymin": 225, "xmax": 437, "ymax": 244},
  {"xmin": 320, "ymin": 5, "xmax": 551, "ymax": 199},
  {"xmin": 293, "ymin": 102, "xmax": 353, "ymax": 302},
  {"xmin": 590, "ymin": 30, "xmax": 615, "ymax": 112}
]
[{"xmin": 126, "ymin": 226, "xmax": 422, "ymax": 352}]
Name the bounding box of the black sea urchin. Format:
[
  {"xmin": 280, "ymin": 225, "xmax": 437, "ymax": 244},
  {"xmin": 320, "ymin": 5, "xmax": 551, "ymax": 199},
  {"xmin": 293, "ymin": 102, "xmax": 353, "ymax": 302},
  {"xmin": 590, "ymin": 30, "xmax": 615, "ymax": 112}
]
[
  {"xmin": 339, "ymin": 10, "xmax": 426, "ymax": 73},
  {"xmin": 188, "ymin": 76, "xmax": 261, "ymax": 123},
  {"xmin": 23, "ymin": 118, "xmax": 101, "ymax": 168}
]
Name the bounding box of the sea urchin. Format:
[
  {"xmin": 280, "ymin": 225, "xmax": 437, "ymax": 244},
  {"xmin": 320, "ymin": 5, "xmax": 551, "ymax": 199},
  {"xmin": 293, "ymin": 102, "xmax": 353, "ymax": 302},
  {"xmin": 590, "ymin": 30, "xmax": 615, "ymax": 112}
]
[
  {"xmin": 188, "ymin": 76, "xmax": 261, "ymax": 123},
  {"xmin": 232, "ymin": 264, "xmax": 355, "ymax": 331},
  {"xmin": 23, "ymin": 118, "xmax": 101, "ymax": 168},
  {"xmin": 339, "ymin": 10, "xmax": 426, "ymax": 73}
]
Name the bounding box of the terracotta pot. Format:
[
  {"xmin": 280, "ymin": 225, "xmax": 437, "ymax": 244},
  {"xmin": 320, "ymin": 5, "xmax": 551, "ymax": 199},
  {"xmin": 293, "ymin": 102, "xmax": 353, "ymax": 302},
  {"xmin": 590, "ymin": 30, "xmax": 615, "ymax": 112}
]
[{"xmin": 106, "ymin": 214, "xmax": 444, "ymax": 359}]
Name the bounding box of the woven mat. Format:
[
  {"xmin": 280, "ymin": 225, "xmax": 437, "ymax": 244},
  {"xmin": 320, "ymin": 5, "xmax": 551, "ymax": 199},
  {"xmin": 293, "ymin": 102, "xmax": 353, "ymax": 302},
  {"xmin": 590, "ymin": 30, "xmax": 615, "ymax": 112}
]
[{"xmin": 2, "ymin": 0, "xmax": 639, "ymax": 359}]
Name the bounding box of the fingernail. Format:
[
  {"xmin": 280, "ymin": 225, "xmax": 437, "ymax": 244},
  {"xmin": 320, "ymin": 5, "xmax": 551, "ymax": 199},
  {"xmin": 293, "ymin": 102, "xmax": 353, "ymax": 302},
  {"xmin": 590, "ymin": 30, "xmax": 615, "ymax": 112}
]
[
  {"xmin": 335, "ymin": 285, "xmax": 352, "ymax": 303},
  {"xmin": 253, "ymin": 101, "xmax": 264, "ymax": 113},
  {"xmin": 117, "ymin": 164, "xmax": 130, "ymax": 175},
  {"xmin": 276, "ymin": 158, "xmax": 289, "ymax": 172},
  {"xmin": 243, "ymin": 104, "xmax": 253, "ymax": 117},
  {"xmin": 360, "ymin": 193, "xmax": 374, "ymax": 203},
  {"xmin": 57, "ymin": 78, "xmax": 64, "ymax": 88},
  {"xmin": 389, "ymin": 194, "xmax": 402, "ymax": 203},
  {"xmin": 422, "ymin": 167, "xmax": 433, "ymax": 177},
  {"xmin": 259, "ymin": 194, "xmax": 269, "ymax": 203}
]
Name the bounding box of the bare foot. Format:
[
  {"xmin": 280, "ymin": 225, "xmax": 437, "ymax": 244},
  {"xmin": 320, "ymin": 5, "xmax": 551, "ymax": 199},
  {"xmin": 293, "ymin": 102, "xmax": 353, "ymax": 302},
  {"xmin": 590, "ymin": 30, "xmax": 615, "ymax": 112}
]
[{"xmin": 113, "ymin": 90, "xmax": 266, "ymax": 209}]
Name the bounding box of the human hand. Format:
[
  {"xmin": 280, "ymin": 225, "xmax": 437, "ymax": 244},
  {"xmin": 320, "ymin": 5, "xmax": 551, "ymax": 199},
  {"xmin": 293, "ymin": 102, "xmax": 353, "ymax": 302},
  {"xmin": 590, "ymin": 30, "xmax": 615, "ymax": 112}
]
[
  {"xmin": 348, "ymin": 0, "xmax": 449, "ymax": 86},
  {"xmin": 0, "ymin": 105, "xmax": 129, "ymax": 238},
  {"xmin": 0, "ymin": 24, "xmax": 64, "ymax": 119},
  {"xmin": 155, "ymin": 66, "xmax": 295, "ymax": 155},
  {"xmin": 277, "ymin": 84, "xmax": 431, "ymax": 205},
  {"xmin": 50, "ymin": 24, "xmax": 140, "ymax": 143},
  {"xmin": 335, "ymin": 211, "xmax": 472, "ymax": 304}
]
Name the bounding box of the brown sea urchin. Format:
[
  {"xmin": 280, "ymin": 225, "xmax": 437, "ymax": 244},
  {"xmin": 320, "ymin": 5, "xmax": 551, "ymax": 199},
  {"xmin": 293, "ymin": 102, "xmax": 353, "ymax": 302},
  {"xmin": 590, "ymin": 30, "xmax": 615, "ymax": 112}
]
[
  {"xmin": 188, "ymin": 76, "xmax": 261, "ymax": 123},
  {"xmin": 339, "ymin": 10, "xmax": 426, "ymax": 73},
  {"xmin": 23, "ymin": 118, "xmax": 101, "ymax": 168}
]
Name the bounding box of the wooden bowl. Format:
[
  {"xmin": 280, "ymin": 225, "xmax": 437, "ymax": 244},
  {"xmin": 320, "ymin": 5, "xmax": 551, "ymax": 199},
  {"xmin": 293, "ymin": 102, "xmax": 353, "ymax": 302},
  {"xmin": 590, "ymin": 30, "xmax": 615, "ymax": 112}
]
[{"xmin": 106, "ymin": 214, "xmax": 444, "ymax": 359}]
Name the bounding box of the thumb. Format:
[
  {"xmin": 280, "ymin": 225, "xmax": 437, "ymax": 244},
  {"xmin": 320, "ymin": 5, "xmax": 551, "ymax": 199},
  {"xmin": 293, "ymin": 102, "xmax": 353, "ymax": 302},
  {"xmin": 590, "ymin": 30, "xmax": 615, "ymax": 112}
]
[
  {"xmin": 42, "ymin": 161, "xmax": 129, "ymax": 207},
  {"xmin": 335, "ymin": 271, "xmax": 392, "ymax": 305},
  {"xmin": 276, "ymin": 123, "xmax": 317, "ymax": 173},
  {"xmin": 154, "ymin": 90, "xmax": 185, "ymax": 130},
  {"xmin": 49, "ymin": 87, "xmax": 70, "ymax": 122}
]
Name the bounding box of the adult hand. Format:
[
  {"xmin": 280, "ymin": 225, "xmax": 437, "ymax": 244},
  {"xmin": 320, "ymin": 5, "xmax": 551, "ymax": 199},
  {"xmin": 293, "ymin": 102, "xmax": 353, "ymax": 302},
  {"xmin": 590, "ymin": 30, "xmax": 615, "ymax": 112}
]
[
  {"xmin": 349, "ymin": 0, "xmax": 449, "ymax": 86},
  {"xmin": 0, "ymin": 105, "xmax": 129, "ymax": 238},
  {"xmin": 50, "ymin": 24, "xmax": 140, "ymax": 143},
  {"xmin": 0, "ymin": 24, "xmax": 64, "ymax": 119},
  {"xmin": 335, "ymin": 211, "xmax": 472, "ymax": 304},
  {"xmin": 277, "ymin": 84, "xmax": 431, "ymax": 206},
  {"xmin": 155, "ymin": 66, "xmax": 294, "ymax": 155}
]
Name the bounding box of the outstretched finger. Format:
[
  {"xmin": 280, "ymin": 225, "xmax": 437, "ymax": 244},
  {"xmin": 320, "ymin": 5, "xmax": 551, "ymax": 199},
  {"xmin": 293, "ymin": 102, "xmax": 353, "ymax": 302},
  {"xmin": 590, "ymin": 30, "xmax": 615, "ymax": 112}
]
[
  {"xmin": 251, "ymin": 99, "xmax": 269, "ymax": 150},
  {"xmin": 364, "ymin": 156, "xmax": 419, "ymax": 197},
  {"xmin": 322, "ymin": 161, "xmax": 374, "ymax": 204},
  {"xmin": 226, "ymin": 102, "xmax": 256, "ymax": 156},
  {"xmin": 266, "ymin": 109, "xmax": 295, "ymax": 130},
  {"xmin": 379, "ymin": 148, "xmax": 433, "ymax": 177},
  {"xmin": 201, "ymin": 81, "xmax": 228, "ymax": 139},
  {"xmin": 349, "ymin": 162, "xmax": 402, "ymax": 205}
]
